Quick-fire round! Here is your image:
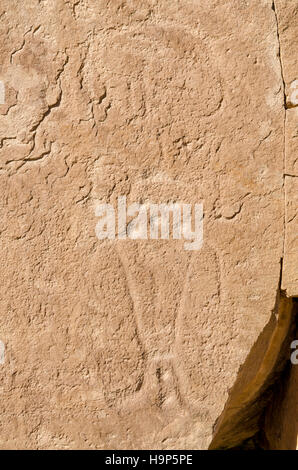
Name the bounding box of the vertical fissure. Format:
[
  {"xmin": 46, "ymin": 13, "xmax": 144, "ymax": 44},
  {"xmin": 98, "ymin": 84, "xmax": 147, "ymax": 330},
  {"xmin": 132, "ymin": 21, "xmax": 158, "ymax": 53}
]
[{"xmin": 272, "ymin": 1, "xmax": 287, "ymax": 263}]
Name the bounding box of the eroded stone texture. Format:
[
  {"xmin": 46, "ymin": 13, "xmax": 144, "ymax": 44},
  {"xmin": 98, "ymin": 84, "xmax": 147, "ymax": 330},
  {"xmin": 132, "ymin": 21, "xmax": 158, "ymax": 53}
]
[
  {"xmin": 209, "ymin": 295, "xmax": 296, "ymax": 449},
  {"xmin": 282, "ymin": 177, "xmax": 298, "ymax": 297},
  {"xmin": 275, "ymin": 1, "xmax": 298, "ymax": 297},
  {"xmin": 0, "ymin": 0, "xmax": 291, "ymax": 449},
  {"xmin": 275, "ymin": 0, "xmax": 298, "ymax": 97},
  {"xmin": 285, "ymin": 108, "xmax": 298, "ymax": 176}
]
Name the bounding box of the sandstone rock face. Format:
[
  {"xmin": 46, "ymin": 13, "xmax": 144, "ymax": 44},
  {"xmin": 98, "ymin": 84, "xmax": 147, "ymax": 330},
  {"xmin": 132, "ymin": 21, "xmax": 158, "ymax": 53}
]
[
  {"xmin": 0, "ymin": 0, "xmax": 296, "ymax": 449},
  {"xmin": 275, "ymin": 0, "xmax": 298, "ymax": 298}
]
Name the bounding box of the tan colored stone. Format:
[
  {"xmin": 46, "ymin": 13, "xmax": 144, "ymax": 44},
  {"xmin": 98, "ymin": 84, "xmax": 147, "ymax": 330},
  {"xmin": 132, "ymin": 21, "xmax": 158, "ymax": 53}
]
[
  {"xmin": 275, "ymin": 0, "xmax": 298, "ymax": 296},
  {"xmin": 0, "ymin": 0, "xmax": 295, "ymax": 449},
  {"xmin": 285, "ymin": 108, "xmax": 298, "ymax": 176},
  {"xmin": 210, "ymin": 296, "xmax": 296, "ymax": 449},
  {"xmin": 275, "ymin": 0, "xmax": 298, "ymax": 91},
  {"xmin": 282, "ymin": 176, "xmax": 298, "ymax": 297}
]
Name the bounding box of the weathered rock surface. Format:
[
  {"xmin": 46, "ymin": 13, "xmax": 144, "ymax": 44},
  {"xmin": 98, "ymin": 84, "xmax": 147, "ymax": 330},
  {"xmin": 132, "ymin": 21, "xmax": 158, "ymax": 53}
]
[
  {"xmin": 0, "ymin": 0, "xmax": 296, "ymax": 449},
  {"xmin": 282, "ymin": 176, "xmax": 298, "ymax": 297},
  {"xmin": 275, "ymin": 0, "xmax": 298, "ymax": 298}
]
